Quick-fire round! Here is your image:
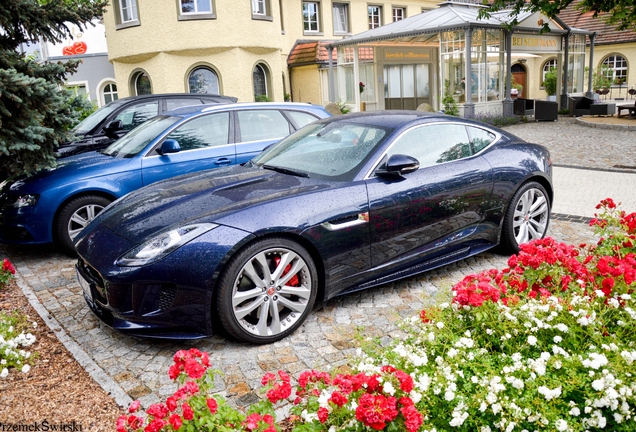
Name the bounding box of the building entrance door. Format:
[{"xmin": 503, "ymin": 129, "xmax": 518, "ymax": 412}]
[
  {"xmin": 511, "ymin": 64, "xmax": 527, "ymax": 99},
  {"xmin": 384, "ymin": 64, "xmax": 430, "ymax": 110}
]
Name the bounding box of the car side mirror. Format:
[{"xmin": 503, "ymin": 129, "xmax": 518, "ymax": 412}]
[
  {"xmin": 158, "ymin": 139, "xmax": 181, "ymax": 155},
  {"xmin": 103, "ymin": 120, "xmax": 123, "ymax": 138},
  {"xmin": 375, "ymin": 154, "xmax": 420, "ymax": 177}
]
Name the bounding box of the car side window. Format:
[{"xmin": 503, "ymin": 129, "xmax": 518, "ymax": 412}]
[
  {"xmin": 467, "ymin": 126, "xmax": 496, "ymax": 153},
  {"xmin": 284, "ymin": 110, "xmax": 320, "ymax": 129},
  {"xmin": 387, "ymin": 124, "xmax": 472, "ymax": 168},
  {"xmin": 165, "ymin": 98, "xmax": 203, "ymax": 112},
  {"xmin": 114, "ymin": 102, "xmax": 159, "ymax": 132},
  {"xmin": 237, "ymin": 110, "xmax": 291, "ymax": 142},
  {"xmin": 164, "ymin": 112, "xmax": 230, "ymax": 151}
]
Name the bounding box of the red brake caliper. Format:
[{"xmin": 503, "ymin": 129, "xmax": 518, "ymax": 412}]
[{"xmin": 273, "ymin": 255, "xmax": 300, "ymax": 287}]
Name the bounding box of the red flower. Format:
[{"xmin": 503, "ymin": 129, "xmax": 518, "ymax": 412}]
[
  {"xmin": 419, "ymin": 309, "xmax": 430, "ymax": 323},
  {"xmin": 206, "ymin": 397, "xmax": 218, "ymax": 414},
  {"xmin": 144, "ymin": 418, "xmax": 166, "ymax": 432},
  {"xmin": 146, "ymin": 403, "xmax": 168, "ymax": 419},
  {"xmin": 261, "ymin": 372, "xmax": 276, "ymax": 386},
  {"xmin": 394, "ymin": 370, "xmax": 414, "ymax": 393},
  {"xmin": 2, "ymin": 259, "xmax": 15, "ymax": 275},
  {"xmin": 127, "ymin": 415, "xmax": 141, "ymax": 429},
  {"xmin": 329, "ymin": 390, "xmax": 348, "ymax": 407},
  {"xmin": 166, "ymin": 396, "xmax": 178, "ymax": 412},
  {"xmin": 182, "ymin": 402, "xmax": 194, "ymax": 421},
  {"xmin": 128, "ymin": 400, "xmax": 141, "ymax": 413},
  {"xmin": 355, "ymin": 393, "xmax": 399, "ymax": 430},
  {"xmin": 400, "ymin": 403, "xmax": 423, "ymax": 432},
  {"xmin": 318, "ymin": 407, "xmax": 329, "ymax": 423},
  {"xmin": 244, "ymin": 413, "xmax": 262, "ymax": 431},
  {"xmin": 184, "ymin": 357, "xmax": 206, "ymax": 379},
  {"xmin": 116, "ymin": 415, "xmax": 127, "ymax": 432},
  {"xmin": 169, "ymin": 414, "xmax": 182, "ymax": 430}
]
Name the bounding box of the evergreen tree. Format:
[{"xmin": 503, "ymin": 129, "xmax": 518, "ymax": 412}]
[{"xmin": 0, "ymin": 0, "xmax": 107, "ymax": 177}]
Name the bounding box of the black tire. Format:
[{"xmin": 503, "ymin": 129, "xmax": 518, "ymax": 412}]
[
  {"xmin": 55, "ymin": 195, "xmax": 112, "ymax": 254},
  {"xmin": 215, "ymin": 237, "xmax": 318, "ymax": 344},
  {"xmin": 500, "ymin": 181, "xmax": 551, "ymax": 254}
]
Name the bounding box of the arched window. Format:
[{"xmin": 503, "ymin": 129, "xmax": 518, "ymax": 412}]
[
  {"xmin": 101, "ymin": 82, "xmax": 118, "ymax": 105},
  {"xmin": 601, "ymin": 55, "xmax": 628, "ymax": 85},
  {"xmin": 253, "ymin": 64, "xmax": 269, "ymax": 101},
  {"xmin": 542, "ymin": 59, "xmax": 557, "ymax": 85},
  {"xmin": 188, "ymin": 67, "xmax": 220, "ymax": 94},
  {"xmin": 132, "ymin": 71, "xmax": 152, "ymax": 95}
]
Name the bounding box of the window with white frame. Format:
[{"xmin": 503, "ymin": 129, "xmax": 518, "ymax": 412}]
[
  {"xmin": 119, "ymin": 0, "xmax": 138, "ymax": 23},
  {"xmin": 368, "ymin": 5, "xmax": 382, "ymax": 29},
  {"xmin": 253, "ymin": 0, "xmax": 266, "ymax": 15},
  {"xmin": 392, "ymin": 7, "xmax": 405, "ymax": 22},
  {"xmin": 542, "ymin": 59, "xmax": 557, "ymax": 86},
  {"xmin": 602, "ymin": 55, "xmax": 628, "ymax": 85},
  {"xmin": 180, "ymin": 0, "xmax": 212, "ymax": 14},
  {"xmin": 102, "ymin": 82, "xmax": 119, "ymax": 105},
  {"xmin": 303, "ymin": 2, "xmax": 320, "ymax": 32},
  {"xmin": 333, "ymin": 3, "xmax": 349, "ymax": 34}
]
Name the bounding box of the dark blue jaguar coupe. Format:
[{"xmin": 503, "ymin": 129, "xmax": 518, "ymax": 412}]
[{"xmin": 75, "ymin": 111, "xmax": 552, "ymax": 344}]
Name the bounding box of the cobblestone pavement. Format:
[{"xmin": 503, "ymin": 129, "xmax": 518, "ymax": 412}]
[{"xmin": 2, "ymin": 117, "xmax": 634, "ymax": 413}]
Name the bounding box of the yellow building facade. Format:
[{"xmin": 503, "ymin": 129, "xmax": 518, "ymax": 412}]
[{"xmin": 102, "ymin": 0, "xmax": 439, "ymax": 102}]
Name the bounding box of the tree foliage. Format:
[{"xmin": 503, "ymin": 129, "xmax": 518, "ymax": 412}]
[
  {"xmin": 0, "ymin": 0, "xmax": 107, "ymax": 177},
  {"xmin": 481, "ymin": 0, "xmax": 636, "ymax": 32}
]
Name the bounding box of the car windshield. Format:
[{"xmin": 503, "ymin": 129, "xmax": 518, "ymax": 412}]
[
  {"xmin": 101, "ymin": 116, "xmax": 181, "ymax": 158},
  {"xmin": 252, "ymin": 121, "xmax": 391, "ymax": 181},
  {"xmin": 72, "ymin": 103, "xmax": 121, "ymax": 135}
]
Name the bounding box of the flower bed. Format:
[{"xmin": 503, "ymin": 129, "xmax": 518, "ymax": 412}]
[
  {"xmin": 117, "ymin": 199, "xmax": 636, "ymax": 431},
  {"xmin": 0, "ymin": 258, "xmax": 37, "ymax": 378}
]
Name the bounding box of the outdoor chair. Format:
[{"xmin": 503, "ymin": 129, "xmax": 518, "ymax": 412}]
[
  {"xmin": 617, "ymin": 101, "xmax": 636, "ymax": 118},
  {"xmin": 589, "ymin": 103, "xmax": 616, "ymax": 117},
  {"xmin": 513, "ymin": 98, "xmax": 535, "ymax": 116},
  {"xmin": 534, "ymin": 100, "xmax": 558, "ymax": 121},
  {"xmin": 568, "ymin": 96, "xmax": 594, "ymax": 116}
]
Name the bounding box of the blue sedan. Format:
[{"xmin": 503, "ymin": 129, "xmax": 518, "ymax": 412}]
[
  {"xmin": 74, "ymin": 111, "xmax": 553, "ymax": 344},
  {"xmin": 0, "ymin": 103, "xmax": 330, "ymax": 252}
]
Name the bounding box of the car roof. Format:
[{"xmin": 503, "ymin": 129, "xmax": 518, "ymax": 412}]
[
  {"xmin": 166, "ymin": 102, "xmax": 329, "ymax": 117},
  {"xmin": 106, "ymin": 93, "xmax": 238, "ymax": 107}
]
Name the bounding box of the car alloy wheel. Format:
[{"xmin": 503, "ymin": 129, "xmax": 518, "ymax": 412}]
[
  {"xmin": 501, "ymin": 181, "xmax": 550, "ymax": 253},
  {"xmin": 56, "ymin": 195, "xmax": 112, "ymax": 254},
  {"xmin": 216, "ymin": 238, "xmax": 317, "ymax": 344}
]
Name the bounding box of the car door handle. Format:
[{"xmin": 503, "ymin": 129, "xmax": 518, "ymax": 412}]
[
  {"xmin": 214, "ymin": 158, "xmax": 232, "ymax": 165},
  {"xmin": 469, "ymin": 175, "xmax": 485, "ymax": 184}
]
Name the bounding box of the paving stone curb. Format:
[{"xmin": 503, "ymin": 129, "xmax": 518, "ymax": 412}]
[
  {"xmin": 15, "ymin": 271, "xmax": 133, "ymax": 408},
  {"xmin": 575, "ymin": 116, "xmax": 636, "ymax": 131}
]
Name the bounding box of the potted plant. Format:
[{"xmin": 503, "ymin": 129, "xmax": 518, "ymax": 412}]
[
  {"xmin": 511, "ymin": 82, "xmax": 523, "ymax": 99},
  {"xmin": 543, "ymin": 67, "xmax": 557, "ymax": 101}
]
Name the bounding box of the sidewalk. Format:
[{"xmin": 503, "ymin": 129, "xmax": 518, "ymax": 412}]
[{"xmin": 2, "ymin": 116, "xmax": 635, "ymax": 412}]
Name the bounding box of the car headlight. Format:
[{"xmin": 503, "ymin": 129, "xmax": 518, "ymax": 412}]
[
  {"xmin": 116, "ymin": 223, "xmax": 218, "ymax": 267},
  {"xmin": 8, "ymin": 194, "xmax": 39, "ymax": 208}
]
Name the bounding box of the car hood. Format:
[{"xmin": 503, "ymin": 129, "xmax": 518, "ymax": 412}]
[
  {"xmin": 98, "ymin": 165, "xmax": 330, "ymax": 244},
  {"xmin": 7, "ymin": 152, "xmax": 134, "ymax": 193}
]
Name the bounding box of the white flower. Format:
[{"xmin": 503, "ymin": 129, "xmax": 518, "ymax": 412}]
[
  {"xmin": 553, "ymin": 335, "xmax": 562, "ymax": 343},
  {"xmin": 486, "ymin": 328, "xmax": 493, "ymax": 335},
  {"xmin": 592, "ymin": 379, "xmax": 605, "ymax": 391},
  {"xmin": 444, "ymin": 390, "xmax": 455, "ymax": 401},
  {"xmin": 447, "ymin": 348, "xmax": 458, "ymax": 358},
  {"xmin": 554, "ymin": 419, "xmax": 568, "ymax": 431},
  {"xmin": 537, "ymin": 385, "xmax": 562, "ymax": 400},
  {"xmin": 437, "ymin": 322, "xmax": 445, "ymax": 329},
  {"xmin": 569, "ymin": 406, "xmax": 581, "ymax": 416},
  {"xmin": 528, "ymin": 335, "xmax": 537, "ymax": 346},
  {"xmin": 582, "ymin": 353, "xmax": 609, "ymax": 370},
  {"xmin": 0, "ymin": 368, "xmax": 7, "ymax": 378},
  {"xmin": 383, "ymin": 381, "xmax": 396, "ymax": 396},
  {"xmin": 555, "ymin": 323, "xmax": 569, "ymax": 332},
  {"xmin": 21, "ymin": 364, "xmax": 30, "ymax": 373}
]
